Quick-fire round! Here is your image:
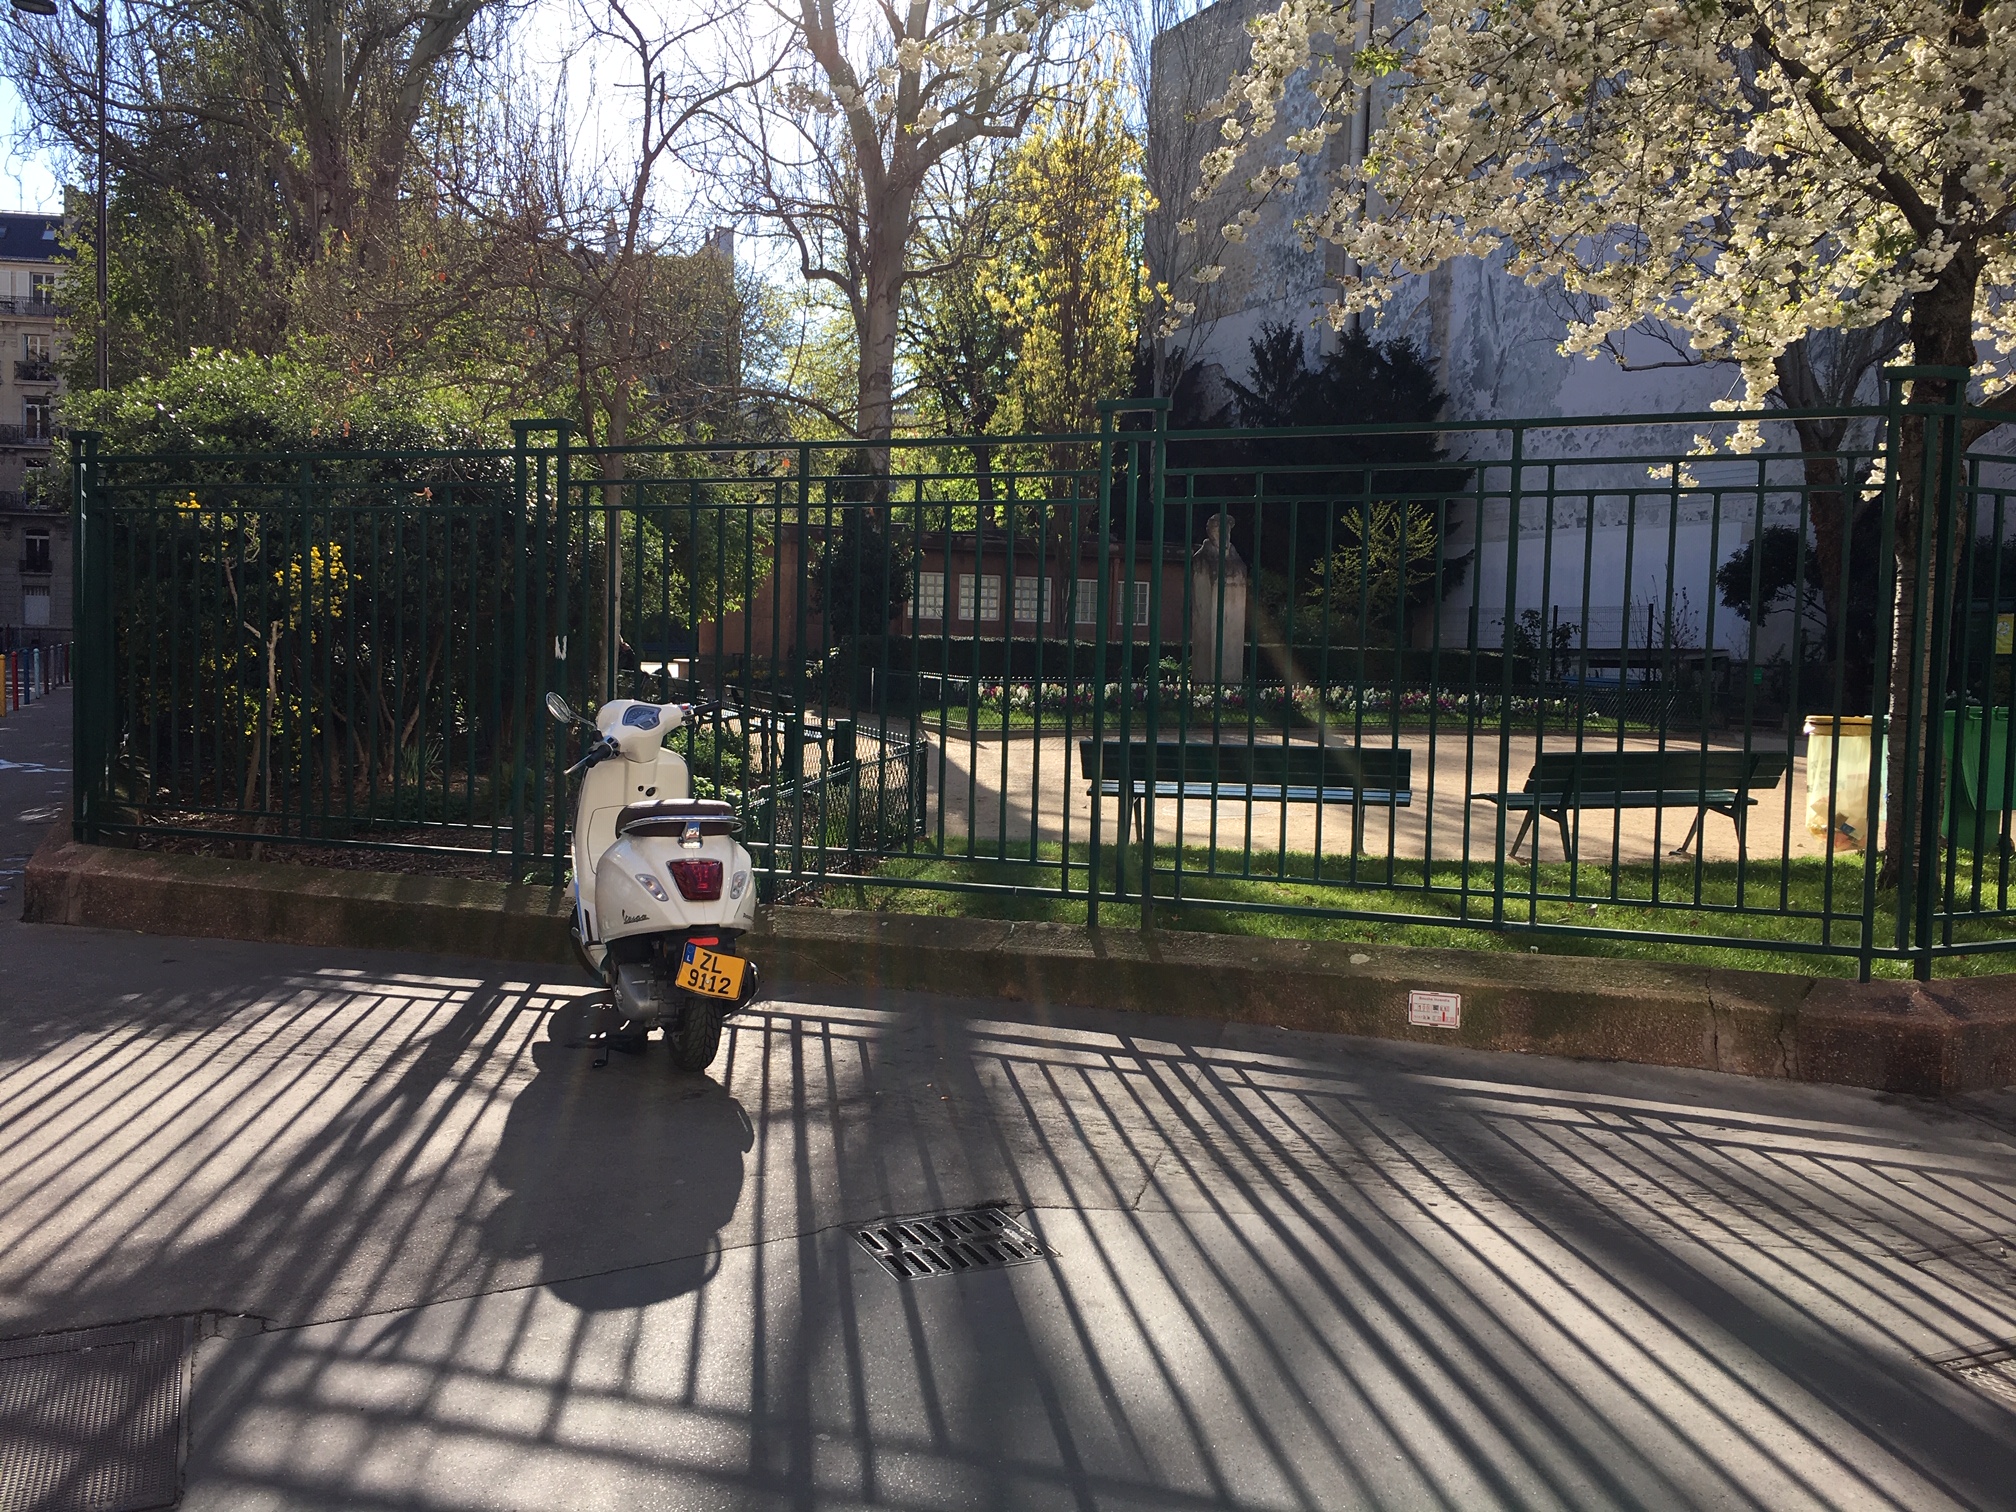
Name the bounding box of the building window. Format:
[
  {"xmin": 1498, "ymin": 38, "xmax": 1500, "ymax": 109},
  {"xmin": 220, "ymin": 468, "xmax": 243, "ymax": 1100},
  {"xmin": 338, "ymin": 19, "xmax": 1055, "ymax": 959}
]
[
  {"xmin": 22, "ymin": 586, "xmax": 50, "ymax": 627},
  {"xmin": 23, "ymin": 528, "xmax": 51, "ymax": 574},
  {"xmin": 23, "ymin": 333, "xmax": 50, "ymax": 362},
  {"xmin": 957, "ymin": 573, "xmax": 1001, "ymax": 622},
  {"xmin": 914, "ymin": 571, "xmax": 945, "ymax": 621},
  {"xmin": 1074, "ymin": 578, "xmax": 1098, "ymax": 627},
  {"xmin": 29, "ymin": 273, "xmax": 55, "ymax": 305},
  {"xmin": 1012, "ymin": 576, "xmax": 1045, "ymax": 624},
  {"xmin": 23, "ymin": 397, "xmax": 51, "ymax": 441},
  {"xmin": 1124, "ymin": 580, "xmax": 1150, "ymax": 626}
]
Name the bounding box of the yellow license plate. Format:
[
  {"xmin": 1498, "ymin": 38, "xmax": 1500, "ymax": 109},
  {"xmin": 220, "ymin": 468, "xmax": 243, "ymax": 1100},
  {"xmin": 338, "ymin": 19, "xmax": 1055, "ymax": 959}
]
[{"xmin": 676, "ymin": 943, "xmax": 745, "ymax": 1002}]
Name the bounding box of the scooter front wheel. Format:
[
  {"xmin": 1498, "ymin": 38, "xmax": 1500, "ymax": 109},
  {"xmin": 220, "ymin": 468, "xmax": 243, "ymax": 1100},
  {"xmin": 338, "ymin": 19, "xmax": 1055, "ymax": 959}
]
[{"xmin": 668, "ymin": 994, "xmax": 724, "ymax": 1073}]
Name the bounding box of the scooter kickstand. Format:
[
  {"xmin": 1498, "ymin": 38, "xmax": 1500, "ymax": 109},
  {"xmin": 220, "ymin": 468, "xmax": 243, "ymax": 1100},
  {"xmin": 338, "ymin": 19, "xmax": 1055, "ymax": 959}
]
[{"xmin": 591, "ymin": 994, "xmax": 619, "ymax": 1069}]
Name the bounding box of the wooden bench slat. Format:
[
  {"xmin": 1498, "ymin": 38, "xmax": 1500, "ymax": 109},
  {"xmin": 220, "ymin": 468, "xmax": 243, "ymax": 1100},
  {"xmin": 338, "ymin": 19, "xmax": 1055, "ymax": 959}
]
[
  {"xmin": 1079, "ymin": 738, "xmax": 1412, "ymax": 847},
  {"xmin": 1079, "ymin": 739, "xmax": 1411, "ymax": 785},
  {"xmin": 1092, "ymin": 781, "xmax": 1411, "ymax": 805}
]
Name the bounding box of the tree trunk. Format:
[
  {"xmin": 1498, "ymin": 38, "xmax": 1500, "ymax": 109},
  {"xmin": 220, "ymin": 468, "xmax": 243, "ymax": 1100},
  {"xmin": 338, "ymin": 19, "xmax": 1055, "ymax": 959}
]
[
  {"xmin": 857, "ymin": 181, "xmax": 917, "ymax": 499},
  {"xmin": 600, "ymin": 381, "xmax": 632, "ymax": 704},
  {"xmin": 1879, "ymin": 256, "xmax": 1980, "ymax": 892},
  {"xmin": 301, "ymin": 4, "xmax": 358, "ymax": 252}
]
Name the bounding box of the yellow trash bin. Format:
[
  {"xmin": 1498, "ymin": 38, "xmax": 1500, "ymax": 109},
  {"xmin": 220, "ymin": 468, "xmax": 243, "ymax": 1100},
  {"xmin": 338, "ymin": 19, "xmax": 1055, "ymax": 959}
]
[{"xmin": 1803, "ymin": 715, "xmax": 1885, "ymax": 851}]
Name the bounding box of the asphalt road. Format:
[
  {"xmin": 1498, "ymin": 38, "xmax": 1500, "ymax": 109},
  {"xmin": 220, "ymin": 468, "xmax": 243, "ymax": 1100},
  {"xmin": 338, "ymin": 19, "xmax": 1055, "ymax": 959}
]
[{"xmin": 5, "ymin": 690, "xmax": 2016, "ymax": 1510}]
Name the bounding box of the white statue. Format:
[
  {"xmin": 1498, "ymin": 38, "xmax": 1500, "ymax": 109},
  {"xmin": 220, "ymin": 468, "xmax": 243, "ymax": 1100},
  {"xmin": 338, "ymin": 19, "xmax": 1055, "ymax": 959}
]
[{"xmin": 1190, "ymin": 516, "xmax": 1249, "ymax": 685}]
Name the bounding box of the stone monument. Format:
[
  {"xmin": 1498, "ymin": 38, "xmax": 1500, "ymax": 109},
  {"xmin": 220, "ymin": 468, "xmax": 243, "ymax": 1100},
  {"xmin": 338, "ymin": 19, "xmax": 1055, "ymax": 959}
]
[{"xmin": 1190, "ymin": 516, "xmax": 1248, "ymax": 685}]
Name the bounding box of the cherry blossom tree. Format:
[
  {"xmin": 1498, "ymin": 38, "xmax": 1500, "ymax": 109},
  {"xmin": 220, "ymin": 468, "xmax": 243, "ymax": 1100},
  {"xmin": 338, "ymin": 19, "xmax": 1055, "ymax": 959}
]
[
  {"xmin": 726, "ymin": 0, "xmax": 1093, "ymax": 451},
  {"xmin": 1198, "ymin": 0, "xmax": 2016, "ymax": 883}
]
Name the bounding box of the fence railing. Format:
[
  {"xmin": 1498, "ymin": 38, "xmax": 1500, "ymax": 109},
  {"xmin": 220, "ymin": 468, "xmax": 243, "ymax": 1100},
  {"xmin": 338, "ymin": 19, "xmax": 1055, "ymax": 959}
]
[{"xmin": 70, "ymin": 369, "xmax": 2016, "ymax": 977}]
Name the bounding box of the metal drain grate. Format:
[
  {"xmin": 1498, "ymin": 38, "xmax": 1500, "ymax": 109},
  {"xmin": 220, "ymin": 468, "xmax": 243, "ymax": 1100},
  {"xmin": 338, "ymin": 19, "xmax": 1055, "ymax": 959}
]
[
  {"xmin": 1928, "ymin": 1340, "xmax": 2016, "ymax": 1411},
  {"xmin": 0, "ymin": 1318, "xmax": 192, "ymax": 1512},
  {"xmin": 855, "ymin": 1206, "xmax": 1053, "ymax": 1280}
]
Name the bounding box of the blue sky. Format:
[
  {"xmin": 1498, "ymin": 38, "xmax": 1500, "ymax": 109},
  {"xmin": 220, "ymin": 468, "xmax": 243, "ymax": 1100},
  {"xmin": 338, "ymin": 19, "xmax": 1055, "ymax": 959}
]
[{"xmin": 2, "ymin": 70, "xmax": 63, "ymax": 214}]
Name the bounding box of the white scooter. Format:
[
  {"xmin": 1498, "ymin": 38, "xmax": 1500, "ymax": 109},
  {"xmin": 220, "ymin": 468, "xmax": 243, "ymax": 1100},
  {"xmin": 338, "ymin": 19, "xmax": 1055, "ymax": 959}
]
[{"xmin": 546, "ymin": 691, "xmax": 761, "ymax": 1071}]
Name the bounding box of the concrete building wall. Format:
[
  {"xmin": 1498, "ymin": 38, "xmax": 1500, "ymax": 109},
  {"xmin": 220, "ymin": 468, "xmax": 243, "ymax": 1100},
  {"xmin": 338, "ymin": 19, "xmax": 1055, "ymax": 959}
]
[
  {"xmin": 0, "ymin": 509, "xmax": 71, "ymax": 641},
  {"xmin": 0, "ymin": 213, "xmax": 64, "ymax": 503},
  {"xmin": 0, "ymin": 213, "xmax": 70, "ymax": 642}
]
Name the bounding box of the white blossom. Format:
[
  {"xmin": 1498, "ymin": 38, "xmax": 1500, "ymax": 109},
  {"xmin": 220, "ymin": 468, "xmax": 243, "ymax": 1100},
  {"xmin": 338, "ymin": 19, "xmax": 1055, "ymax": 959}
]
[{"xmin": 1200, "ymin": 0, "xmax": 2016, "ymax": 408}]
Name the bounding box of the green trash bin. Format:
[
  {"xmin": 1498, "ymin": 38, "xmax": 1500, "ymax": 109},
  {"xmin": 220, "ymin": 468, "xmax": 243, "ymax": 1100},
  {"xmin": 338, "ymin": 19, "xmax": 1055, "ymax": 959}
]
[{"xmin": 1943, "ymin": 706, "xmax": 2016, "ymax": 849}]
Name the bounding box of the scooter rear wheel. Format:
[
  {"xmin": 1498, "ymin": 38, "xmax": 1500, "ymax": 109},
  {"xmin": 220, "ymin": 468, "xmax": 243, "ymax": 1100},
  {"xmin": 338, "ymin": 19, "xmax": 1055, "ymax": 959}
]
[{"xmin": 668, "ymin": 994, "xmax": 724, "ymax": 1072}]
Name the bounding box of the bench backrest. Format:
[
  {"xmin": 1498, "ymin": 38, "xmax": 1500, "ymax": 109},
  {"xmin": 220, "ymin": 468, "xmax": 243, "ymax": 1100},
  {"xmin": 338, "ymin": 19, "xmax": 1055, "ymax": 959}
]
[
  {"xmin": 1079, "ymin": 739, "xmax": 1411, "ymax": 792},
  {"xmin": 1522, "ymin": 748, "xmax": 1788, "ymax": 796}
]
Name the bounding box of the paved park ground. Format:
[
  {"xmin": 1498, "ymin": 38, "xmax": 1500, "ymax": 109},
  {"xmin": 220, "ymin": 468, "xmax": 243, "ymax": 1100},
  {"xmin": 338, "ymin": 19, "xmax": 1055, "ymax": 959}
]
[
  {"xmin": 5, "ymin": 692, "xmax": 2016, "ymax": 1510},
  {"xmin": 918, "ymin": 726, "xmax": 1840, "ymax": 868}
]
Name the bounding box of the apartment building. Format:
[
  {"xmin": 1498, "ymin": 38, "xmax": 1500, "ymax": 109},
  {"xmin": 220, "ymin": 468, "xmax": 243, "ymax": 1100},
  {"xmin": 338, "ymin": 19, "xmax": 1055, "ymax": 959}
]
[{"xmin": 0, "ymin": 211, "xmax": 67, "ymax": 642}]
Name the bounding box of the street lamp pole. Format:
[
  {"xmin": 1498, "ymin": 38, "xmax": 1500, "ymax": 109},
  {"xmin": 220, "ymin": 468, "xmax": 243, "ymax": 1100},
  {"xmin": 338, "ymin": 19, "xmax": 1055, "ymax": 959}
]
[
  {"xmin": 9, "ymin": 0, "xmax": 108, "ymax": 390},
  {"xmin": 88, "ymin": 2, "xmax": 104, "ymax": 392}
]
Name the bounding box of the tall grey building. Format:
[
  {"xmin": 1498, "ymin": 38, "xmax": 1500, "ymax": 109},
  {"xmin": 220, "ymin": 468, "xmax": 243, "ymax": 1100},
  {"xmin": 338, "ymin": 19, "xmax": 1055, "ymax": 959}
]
[{"xmin": 0, "ymin": 211, "xmax": 68, "ymax": 645}]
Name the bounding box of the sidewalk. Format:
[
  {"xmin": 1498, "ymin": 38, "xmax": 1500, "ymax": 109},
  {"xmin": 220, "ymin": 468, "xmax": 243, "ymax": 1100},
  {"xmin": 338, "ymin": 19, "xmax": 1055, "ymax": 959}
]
[
  {"xmin": 7, "ymin": 686, "xmax": 2016, "ymax": 1508},
  {"xmin": 0, "ymin": 683, "xmax": 68, "ymax": 917},
  {"xmin": 2, "ymin": 919, "xmax": 2014, "ymax": 1509}
]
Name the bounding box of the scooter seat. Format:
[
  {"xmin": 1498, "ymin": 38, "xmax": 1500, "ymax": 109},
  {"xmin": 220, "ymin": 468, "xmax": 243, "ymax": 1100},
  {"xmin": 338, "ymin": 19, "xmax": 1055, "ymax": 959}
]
[{"xmin": 615, "ymin": 798, "xmax": 741, "ymax": 838}]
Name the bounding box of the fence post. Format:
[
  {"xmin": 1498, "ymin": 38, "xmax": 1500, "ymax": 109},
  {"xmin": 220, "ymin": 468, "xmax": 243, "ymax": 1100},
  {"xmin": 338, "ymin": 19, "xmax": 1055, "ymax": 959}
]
[
  {"xmin": 1896, "ymin": 366, "xmax": 1973, "ymax": 979},
  {"xmin": 510, "ymin": 422, "xmax": 535, "ymax": 882},
  {"xmin": 1872, "ymin": 366, "xmax": 1967, "ymax": 978},
  {"xmin": 1087, "ymin": 406, "xmax": 1120, "ymax": 930},
  {"xmin": 791, "ymin": 445, "xmax": 813, "ymax": 891},
  {"xmin": 1139, "ymin": 399, "xmax": 1171, "ymax": 932},
  {"xmin": 1492, "ymin": 424, "xmax": 1525, "ymax": 931},
  {"xmin": 71, "ymin": 431, "xmax": 105, "ymax": 843}
]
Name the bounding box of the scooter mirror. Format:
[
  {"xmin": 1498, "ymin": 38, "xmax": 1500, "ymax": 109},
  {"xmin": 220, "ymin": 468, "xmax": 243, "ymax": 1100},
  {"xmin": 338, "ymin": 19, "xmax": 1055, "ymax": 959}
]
[{"xmin": 545, "ymin": 691, "xmax": 577, "ymax": 726}]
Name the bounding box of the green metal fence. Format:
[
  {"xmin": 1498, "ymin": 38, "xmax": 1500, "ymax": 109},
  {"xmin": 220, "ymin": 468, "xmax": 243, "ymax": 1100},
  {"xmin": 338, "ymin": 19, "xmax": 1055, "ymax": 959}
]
[{"xmin": 71, "ymin": 368, "xmax": 2016, "ymax": 977}]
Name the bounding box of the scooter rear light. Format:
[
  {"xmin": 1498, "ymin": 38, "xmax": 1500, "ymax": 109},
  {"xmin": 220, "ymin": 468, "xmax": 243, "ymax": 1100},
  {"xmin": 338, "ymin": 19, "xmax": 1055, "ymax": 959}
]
[{"xmin": 669, "ymin": 859, "xmax": 723, "ymax": 901}]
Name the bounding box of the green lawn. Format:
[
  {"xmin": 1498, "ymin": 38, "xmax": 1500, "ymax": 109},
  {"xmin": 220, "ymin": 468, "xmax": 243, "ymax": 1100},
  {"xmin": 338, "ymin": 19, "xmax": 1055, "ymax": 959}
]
[{"xmin": 800, "ymin": 841, "xmax": 2016, "ymax": 980}]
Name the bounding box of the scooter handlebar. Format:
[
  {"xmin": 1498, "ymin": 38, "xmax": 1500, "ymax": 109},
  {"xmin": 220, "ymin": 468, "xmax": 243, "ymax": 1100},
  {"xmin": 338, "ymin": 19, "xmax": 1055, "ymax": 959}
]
[{"xmin": 564, "ymin": 737, "xmax": 618, "ymax": 779}]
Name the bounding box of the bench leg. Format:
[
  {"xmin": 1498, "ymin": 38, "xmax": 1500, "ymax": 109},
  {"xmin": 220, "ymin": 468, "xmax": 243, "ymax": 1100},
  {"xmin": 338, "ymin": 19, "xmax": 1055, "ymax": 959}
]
[
  {"xmin": 1351, "ymin": 803, "xmax": 1365, "ymax": 857},
  {"xmin": 1508, "ymin": 809, "xmax": 1536, "ymax": 859},
  {"xmin": 1555, "ymin": 811, "xmax": 1576, "ymax": 866},
  {"xmin": 1670, "ymin": 812, "xmax": 1703, "ymax": 858}
]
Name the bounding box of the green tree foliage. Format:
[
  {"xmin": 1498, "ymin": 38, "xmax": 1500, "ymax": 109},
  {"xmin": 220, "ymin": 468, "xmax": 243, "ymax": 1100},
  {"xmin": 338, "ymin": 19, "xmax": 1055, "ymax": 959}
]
[
  {"xmin": 7, "ymin": 1, "xmax": 504, "ymax": 388},
  {"xmin": 1718, "ymin": 527, "xmax": 1824, "ymax": 628},
  {"xmin": 811, "ymin": 490, "xmax": 917, "ymax": 645},
  {"xmin": 58, "ymin": 352, "xmax": 521, "ymax": 827},
  {"xmin": 899, "ymin": 60, "xmax": 1145, "ymax": 517},
  {"xmin": 989, "ymin": 70, "xmax": 1147, "ymax": 446},
  {"xmin": 1163, "ymin": 325, "xmax": 1471, "ymax": 649},
  {"xmin": 64, "ymin": 350, "xmax": 765, "ymax": 829}
]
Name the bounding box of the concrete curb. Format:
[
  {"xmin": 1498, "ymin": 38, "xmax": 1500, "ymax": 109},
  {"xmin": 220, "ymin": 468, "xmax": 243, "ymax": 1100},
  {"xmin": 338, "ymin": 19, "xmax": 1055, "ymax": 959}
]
[
  {"xmin": 23, "ymin": 827, "xmax": 574, "ymax": 966},
  {"xmin": 23, "ymin": 829, "xmax": 2016, "ymax": 1094}
]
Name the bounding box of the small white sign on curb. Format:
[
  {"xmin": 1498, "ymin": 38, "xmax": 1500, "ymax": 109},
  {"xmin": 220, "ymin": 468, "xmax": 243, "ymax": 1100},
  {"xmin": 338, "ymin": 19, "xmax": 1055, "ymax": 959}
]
[{"xmin": 1408, "ymin": 990, "xmax": 1461, "ymax": 1029}]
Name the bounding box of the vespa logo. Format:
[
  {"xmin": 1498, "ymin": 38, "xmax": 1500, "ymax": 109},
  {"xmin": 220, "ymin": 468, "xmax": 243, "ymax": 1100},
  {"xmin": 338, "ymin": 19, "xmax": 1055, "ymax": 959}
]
[{"xmin": 620, "ymin": 910, "xmax": 650, "ymax": 925}]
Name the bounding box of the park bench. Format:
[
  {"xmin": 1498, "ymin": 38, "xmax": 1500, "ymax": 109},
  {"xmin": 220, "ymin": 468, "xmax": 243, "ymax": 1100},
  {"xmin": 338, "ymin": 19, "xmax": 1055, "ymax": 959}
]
[
  {"xmin": 1476, "ymin": 748, "xmax": 1790, "ymax": 861},
  {"xmin": 1079, "ymin": 738, "xmax": 1412, "ymax": 851}
]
